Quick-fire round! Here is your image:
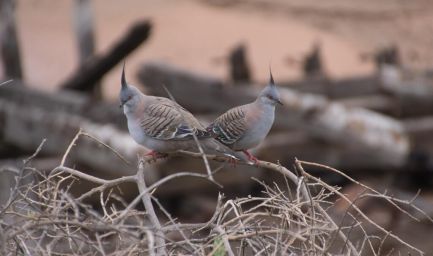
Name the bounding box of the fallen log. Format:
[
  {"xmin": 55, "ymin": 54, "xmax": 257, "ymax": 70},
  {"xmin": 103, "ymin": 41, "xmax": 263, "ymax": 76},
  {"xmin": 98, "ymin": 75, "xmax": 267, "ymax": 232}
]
[
  {"xmin": 229, "ymin": 43, "xmax": 251, "ymax": 83},
  {"xmin": 379, "ymin": 65, "xmax": 433, "ymax": 101},
  {"xmin": 137, "ymin": 61, "xmax": 235, "ymax": 114},
  {"xmin": 336, "ymin": 94, "xmax": 396, "ymax": 113},
  {"xmin": 72, "ymin": 0, "xmax": 100, "ymax": 97},
  {"xmin": 73, "ymin": 0, "xmax": 96, "ymax": 65},
  {"xmin": 0, "ymin": 84, "xmax": 413, "ymax": 172},
  {"xmin": 4, "ymin": 87, "xmax": 433, "ymax": 174},
  {"xmin": 0, "ymin": 0, "xmax": 23, "ymax": 79},
  {"xmin": 257, "ymin": 132, "xmax": 404, "ymax": 170},
  {"xmin": 281, "ymin": 76, "xmax": 382, "ymax": 99},
  {"xmin": 378, "ymin": 65, "xmax": 433, "ymax": 115},
  {"xmin": 279, "ymin": 87, "xmax": 409, "ymax": 167},
  {"xmin": 0, "ymin": 97, "xmax": 145, "ymax": 176},
  {"xmin": 0, "ymin": 82, "xmax": 127, "ymax": 130},
  {"xmin": 60, "ymin": 20, "xmax": 152, "ymax": 93}
]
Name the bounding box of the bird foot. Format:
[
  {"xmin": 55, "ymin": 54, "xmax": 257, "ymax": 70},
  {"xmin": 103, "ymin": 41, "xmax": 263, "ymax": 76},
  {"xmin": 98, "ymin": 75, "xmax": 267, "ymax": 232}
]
[
  {"xmin": 242, "ymin": 150, "xmax": 259, "ymax": 165},
  {"xmin": 144, "ymin": 151, "xmax": 168, "ymax": 162},
  {"xmin": 227, "ymin": 156, "xmax": 239, "ymax": 168}
]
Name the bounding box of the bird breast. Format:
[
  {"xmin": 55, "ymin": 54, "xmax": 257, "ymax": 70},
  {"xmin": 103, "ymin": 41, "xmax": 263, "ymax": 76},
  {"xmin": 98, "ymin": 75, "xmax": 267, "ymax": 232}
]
[
  {"xmin": 127, "ymin": 117, "xmax": 147, "ymax": 145},
  {"xmin": 234, "ymin": 104, "xmax": 275, "ymax": 150}
]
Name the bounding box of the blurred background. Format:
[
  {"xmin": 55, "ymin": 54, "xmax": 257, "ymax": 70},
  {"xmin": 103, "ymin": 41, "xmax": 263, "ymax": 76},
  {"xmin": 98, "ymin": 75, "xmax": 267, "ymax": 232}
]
[{"xmin": 2, "ymin": 0, "xmax": 433, "ymax": 254}]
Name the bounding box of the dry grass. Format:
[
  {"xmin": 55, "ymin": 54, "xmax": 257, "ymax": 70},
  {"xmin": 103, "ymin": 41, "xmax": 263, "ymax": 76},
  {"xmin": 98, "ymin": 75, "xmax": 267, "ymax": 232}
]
[{"xmin": 0, "ymin": 132, "xmax": 431, "ymax": 255}]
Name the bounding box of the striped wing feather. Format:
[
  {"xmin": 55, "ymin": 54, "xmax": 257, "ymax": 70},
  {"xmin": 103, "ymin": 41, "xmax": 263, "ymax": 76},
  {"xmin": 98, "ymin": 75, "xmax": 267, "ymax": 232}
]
[
  {"xmin": 140, "ymin": 99, "xmax": 210, "ymax": 140},
  {"xmin": 210, "ymin": 106, "xmax": 247, "ymax": 145}
]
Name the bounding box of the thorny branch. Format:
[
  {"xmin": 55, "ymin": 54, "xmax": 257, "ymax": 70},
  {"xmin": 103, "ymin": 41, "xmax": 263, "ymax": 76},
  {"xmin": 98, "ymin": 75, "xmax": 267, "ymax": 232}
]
[{"xmin": 0, "ymin": 133, "xmax": 431, "ymax": 255}]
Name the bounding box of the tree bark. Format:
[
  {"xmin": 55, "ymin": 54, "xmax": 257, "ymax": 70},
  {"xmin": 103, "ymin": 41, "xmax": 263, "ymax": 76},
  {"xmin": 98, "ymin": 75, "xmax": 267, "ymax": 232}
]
[
  {"xmin": 0, "ymin": 0, "xmax": 23, "ymax": 80},
  {"xmin": 60, "ymin": 20, "xmax": 152, "ymax": 93}
]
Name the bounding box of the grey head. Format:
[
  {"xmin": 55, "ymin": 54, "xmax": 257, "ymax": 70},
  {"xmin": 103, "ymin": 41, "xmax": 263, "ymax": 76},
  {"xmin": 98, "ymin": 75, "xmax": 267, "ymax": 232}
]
[
  {"xmin": 257, "ymin": 70, "xmax": 283, "ymax": 106},
  {"xmin": 119, "ymin": 62, "xmax": 143, "ymax": 113}
]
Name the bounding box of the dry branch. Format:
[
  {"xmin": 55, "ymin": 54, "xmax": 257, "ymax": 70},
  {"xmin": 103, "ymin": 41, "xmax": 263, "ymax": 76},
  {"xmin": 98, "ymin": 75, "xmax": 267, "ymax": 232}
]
[
  {"xmin": 73, "ymin": 0, "xmax": 96, "ymax": 65},
  {"xmin": 0, "ymin": 0, "xmax": 23, "ymax": 79},
  {"xmin": 0, "ymin": 134, "xmax": 430, "ymax": 255},
  {"xmin": 136, "ymin": 161, "xmax": 166, "ymax": 255},
  {"xmin": 60, "ymin": 20, "xmax": 152, "ymax": 92}
]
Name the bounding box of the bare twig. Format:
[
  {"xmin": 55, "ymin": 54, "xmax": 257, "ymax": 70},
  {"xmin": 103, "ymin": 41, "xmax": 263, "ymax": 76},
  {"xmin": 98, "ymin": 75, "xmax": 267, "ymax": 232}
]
[
  {"xmin": 136, "ymin": 160, "xmax": 166, "ymax": 256},
  {"xmin": 160, "ymin": 83, "xmax": 215, "ymax": 181},
  {"xmin": 1, "ymin": 134, "xmax": 428, "ymax": 255},
  {"xmin": 0, "ymin": 79, "xmax": 13, "ymax": 86}
]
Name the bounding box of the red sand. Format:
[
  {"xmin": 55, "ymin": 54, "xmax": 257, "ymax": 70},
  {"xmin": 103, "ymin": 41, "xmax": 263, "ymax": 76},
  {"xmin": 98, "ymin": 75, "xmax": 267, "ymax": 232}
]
[{"xmin": 6, "ymin": 0, "xmax": 426, "ymax": 99}]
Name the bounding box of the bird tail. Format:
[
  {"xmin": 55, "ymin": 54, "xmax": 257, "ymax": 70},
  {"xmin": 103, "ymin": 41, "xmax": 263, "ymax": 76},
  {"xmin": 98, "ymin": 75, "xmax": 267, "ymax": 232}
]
[{"xmin": 200, "ymin": 138, "xmax": 250, "ymax": 163}]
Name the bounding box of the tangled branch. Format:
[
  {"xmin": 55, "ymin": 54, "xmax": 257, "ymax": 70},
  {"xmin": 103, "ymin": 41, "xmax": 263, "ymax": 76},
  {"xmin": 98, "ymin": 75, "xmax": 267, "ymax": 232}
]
[{"xmin": 0, "ymin": 132, "xmax": 430, "ymax": 255}]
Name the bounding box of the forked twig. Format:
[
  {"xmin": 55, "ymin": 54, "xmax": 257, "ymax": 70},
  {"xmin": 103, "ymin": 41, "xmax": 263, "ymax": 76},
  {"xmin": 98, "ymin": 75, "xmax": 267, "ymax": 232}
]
[
  {"xmin": 1, "ymin": 134, "xmax": 428, "ymax": 255},
  {"xmin": 159, "ymin": 83, "xmax": 215, "ymax": 181}
]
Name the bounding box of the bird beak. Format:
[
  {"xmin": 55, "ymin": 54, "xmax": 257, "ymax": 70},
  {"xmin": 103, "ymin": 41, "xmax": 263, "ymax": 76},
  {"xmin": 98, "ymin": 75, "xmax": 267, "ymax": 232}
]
[
  {"xmin": 277, "ymin": 99, "xmax": 283, "ymax": 106},
  {"xmin": 119, "ymin": 102, "xmax": 124, "ymax": 108}
]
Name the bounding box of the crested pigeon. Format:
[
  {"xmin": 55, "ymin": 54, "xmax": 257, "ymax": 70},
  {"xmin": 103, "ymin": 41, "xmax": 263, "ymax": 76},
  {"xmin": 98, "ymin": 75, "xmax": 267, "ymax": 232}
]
[
  {"xmin": 207, "ymin": 71, "xmax": 282, "ymax": 163},
  {"xmin": 119, "ymin": 63, "xmax": 238, "ymax": 160}
]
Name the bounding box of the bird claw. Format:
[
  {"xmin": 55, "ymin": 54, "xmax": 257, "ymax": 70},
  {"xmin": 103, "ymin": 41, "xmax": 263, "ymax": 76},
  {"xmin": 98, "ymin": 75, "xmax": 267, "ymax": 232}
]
[
  {"xmin": 227, "ymin": 156, "xmax": 239, "ymax": 168},
  {"xmin": 242, "ymin": 150, "xmax": 259, "ymax": 166},
  {"xmin": 249, "ymin": 156, "xmax": 259, "ymax": 165},
  {"xmin": 144, "ymin": 151, "xmax": 168, "ymax": 162}
]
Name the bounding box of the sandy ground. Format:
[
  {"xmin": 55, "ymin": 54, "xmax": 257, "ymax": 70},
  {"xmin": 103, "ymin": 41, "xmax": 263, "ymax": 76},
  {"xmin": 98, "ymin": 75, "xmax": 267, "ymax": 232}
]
[
  {"xmin": 3, "ymin": 0, "xmax": 433, "ymax": 100},
  {"xmin": 3, "ymin": 0, "xmax": 375, "ymax": 99}
]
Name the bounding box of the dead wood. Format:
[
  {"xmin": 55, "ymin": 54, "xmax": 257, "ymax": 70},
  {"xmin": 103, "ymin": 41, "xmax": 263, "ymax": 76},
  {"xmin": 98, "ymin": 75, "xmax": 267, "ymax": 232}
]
[
  {"xmin": 60, "ymin": 20, "xmax": 152, "ymax": 93},
  {"xmin": 0, "ymin": 0, "xmax": 23, "ymax": 79},
  {"xmin": 0, "ymin": 97, "xmax": 146, "ymax": 176},
  {"xmin": 0, "ymin": 82, "xmax": 127, "ymax": 130},
  {"xmin": 229, "ymin": 43, "xmax": 251, "ymax": 83}
]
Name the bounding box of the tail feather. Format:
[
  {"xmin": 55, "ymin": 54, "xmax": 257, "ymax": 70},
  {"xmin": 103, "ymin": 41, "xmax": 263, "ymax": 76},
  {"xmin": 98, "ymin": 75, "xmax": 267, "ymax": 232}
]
[{"xmin": 201, "ymin": 138, "xmax": 250, "ymax": 163}]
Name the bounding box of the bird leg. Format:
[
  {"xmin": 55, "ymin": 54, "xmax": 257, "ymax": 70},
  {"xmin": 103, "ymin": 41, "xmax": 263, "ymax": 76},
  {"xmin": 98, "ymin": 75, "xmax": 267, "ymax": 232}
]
[
  {"xmin": 227, "ymin": 156, "xmax": 239, "ymax": 168},
  {"xmin": 242, "ymin": 150, "xmax": 259, "ymax": 164},
  {"xmin": 144, "ymin": 150, "xmax": 168, "ymax": 162}
]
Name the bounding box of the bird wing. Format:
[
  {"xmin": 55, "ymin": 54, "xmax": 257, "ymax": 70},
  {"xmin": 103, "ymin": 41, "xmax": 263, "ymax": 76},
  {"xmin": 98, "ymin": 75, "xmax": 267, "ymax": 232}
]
[
  {"xmin": 139, "ymin": 97, "xmax": 210, "ymax": 141},
  {"xmin": 208, "ymin": 105, "xmax": 247, "ymax": 146}
]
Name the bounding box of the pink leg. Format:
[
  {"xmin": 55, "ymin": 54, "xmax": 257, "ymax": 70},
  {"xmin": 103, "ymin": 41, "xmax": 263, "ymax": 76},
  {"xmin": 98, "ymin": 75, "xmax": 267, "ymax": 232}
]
[
  {"xmin": 144, "ymin": 150, "xmax": 167, "ymax": 161},
  {"xmin": 227, "ymin": 156, "xmax": 239, "ymax": 168},
  {"xmin": 242, "ymin": 150, "xmax": 259, "ymax": 164}
]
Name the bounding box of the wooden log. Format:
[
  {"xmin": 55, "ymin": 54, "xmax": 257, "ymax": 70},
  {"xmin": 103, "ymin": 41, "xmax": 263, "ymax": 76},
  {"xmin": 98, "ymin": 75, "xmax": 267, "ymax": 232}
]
[
  {"xmin": 0, "ymin": 97, "xmax": 145, "ymax": 176},
  {"xmin": 60, "ymin": 20, "xmax": 152, "ymax": 92},
  {"xmin": 280, "ymin": 88, "xmax": 409, "ymax": 167},
  {"xmin": 6, "ymin": 82, "xmax": 433, "ymax": 172},
  {"xmin": 137, "ymin": 61, "xmax": 243, "ymax": 114},
  {"xmin": 379, "ymin": 65, "xmax": 433, "ymax": 101},
  {"xmin": 0, "ymin": 0, "xmax": 22, "ymax": 79},
  {"xmin": 281, "ymin": 76, "xmax": 382, "ymax": 99},
  {"xmin": 377, "ymin": 65, "xmax": 433, "ymax": 117},
  {"xmin": 257, "ymin": 132, "xmax": 404, "ymax": 170},
  {"xmin": 336, "ymin": 94, "xmax": 396, "ymax": 113},
  {"xmin": 138, "ymin": 61, "xmax": 433, "ymax": 117},
  {"xmin": 0, "ymin": 82, "xmax": 127, "ymax": 130},
  {"xmin": 73, "ymin": 0, "xmax": 96, "ymax": 64},
  {"xmin": 229, "ymin": 43, "xmax": 251, "ymax": 83},
  {"xmin": 73, "ymin": 0, "xmax": 100, "ymax": 97},
  {"xmin": 302, "ymin": 41, "xmax": 324, "ymax": 79}
]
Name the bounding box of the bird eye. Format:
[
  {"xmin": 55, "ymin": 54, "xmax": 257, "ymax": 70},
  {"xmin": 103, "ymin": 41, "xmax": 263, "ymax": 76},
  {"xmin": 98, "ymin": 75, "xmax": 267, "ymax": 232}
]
[{"xmin": 128, "ymin": 96, "xmax": 132, "ymax": 100}]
